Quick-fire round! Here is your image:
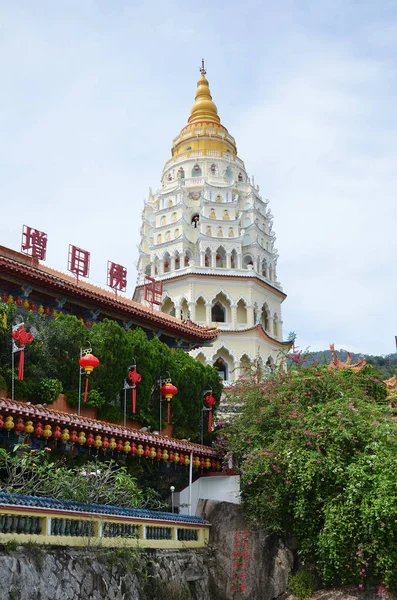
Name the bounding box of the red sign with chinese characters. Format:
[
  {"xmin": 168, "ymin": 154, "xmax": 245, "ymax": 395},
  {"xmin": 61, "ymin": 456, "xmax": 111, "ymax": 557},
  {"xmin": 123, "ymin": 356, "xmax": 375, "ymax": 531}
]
[
  {"xmin": 21, "ymin": 225, "xmax": 47, "ymax": 261},
  {"xmin": 68, "ymin": 245, "xmax": 90, "ymax": 280},
  {"xmin": 107, "ymin": 261, "xmax": 127, "ymax": 293},
  {"xmin": 144, "ymin": 276, "xmax": 163, "ymax": 306}
]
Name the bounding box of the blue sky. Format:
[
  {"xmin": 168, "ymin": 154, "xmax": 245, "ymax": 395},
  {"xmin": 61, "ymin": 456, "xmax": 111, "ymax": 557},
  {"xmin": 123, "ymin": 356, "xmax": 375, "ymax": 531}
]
[{"xmin": 1, "ymin": 1, "xmax": 396, "ymax": 355}]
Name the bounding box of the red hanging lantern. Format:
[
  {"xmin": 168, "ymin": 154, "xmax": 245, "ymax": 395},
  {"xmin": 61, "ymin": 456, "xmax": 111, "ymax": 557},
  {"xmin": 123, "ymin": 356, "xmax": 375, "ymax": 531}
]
[
  {"xmin": 205, "ymin": 392, "xmax": 217, "ymax": 432},
  {"xmin": 87, "ymin": 434, "xmax": 95, "ymax": 448},
  {"xmin": 34, "ymin": 422, "xmax": 43, "ymax": 437},
  {"xmin": 144, "ymin": 445, "xmax": 150, "ymax": 459},
  {"xmin": 0, "ymin": 416, "xmax": 5, "ymax": 429},
  {"xmin": 169, "ymin": 451, "xmax": 174, "ymax": 463},
  {"xmin": 70, "ymin": 430, "xmax": 78, "ymax": 444},
  {"xmin": 128, "ymin": 366, "xmax": 142, "ymax": 414},
  {"xmin": 15, "ymin": 418, "xmax": 25, "ymax": 433},
  {"xmin": 116, "ymin": 439, "xmax": 123, "ymax": 452},
  {"xmin": 200, "ymin": 458, "xmax": 205, "ymax": 469},
  {"xmin": 160, "ymin": 382, "xmax": 178, "ymax": 424},
  {"xmin": 78, "ymin": 353, "xmax": 100, "ymax": 402},
  {"xmin": 156, "ymin": 448, "xmax": 162, "ymax": 461},
  {"xmin": 12, "ymin": 325, "xmax": 34, "ymax": 381},
  {"xmin": 179, "ymin": 453, "xmax": 185, "ymax": 465},
  {"xmin": 131, "ymin": 442, "xmax": 137, "ymax": 455},
  {"xmin": 52, "ymin": 426, "xmax": 62, "ymax": 440},
  {"xmin": 102, "ymin": 436, "xmax": 110, "ymax": 450}
]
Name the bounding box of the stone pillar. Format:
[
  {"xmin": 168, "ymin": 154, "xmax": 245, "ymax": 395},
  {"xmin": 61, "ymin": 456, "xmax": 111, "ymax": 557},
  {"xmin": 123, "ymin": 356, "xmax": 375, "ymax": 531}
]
[
  {"xmin": 206, "ymin": 302, "xmax": 212, "ymax": 323},
  {"xmin": 265, "ymin": 266, "xmax": 270, "ymax": 279},
  {"xmin": 237, "ymin": 253, "xmax": 242, "ymax": 269},
  {"xmin": 150, "ymin": 262, "xmax": 156, "ymax": 277},
  {"xmin": 200, "ymin": 251, "xmax": 205, "ymax": 267},
  {"xmin": 226, "ymin": 253, "xmax": 232, "ymax": 270},
  {"xmin": 158, "ymin": 259, "xmax": 164, "ymax": 275},
  {"xmin": 246, "ymin": 305, "xmax": 255, "ymax": 328},
  {"xmin": 268, "ymin": 316, "xmax": 274, "ymax": 335},
  {"xmin": 211, "ymin": 251, "xmax": 216, "ymax": 269},
  {"xmin": 188, "ymin": 302, "xmax": 196, "ymax": 322},
  {"xmin": 171, "ymin": 256, "xmax": 176, "ymax": 271},
  {"xmin": 230, "ymin": 304, "xmax": 237, "ymax": 328}
]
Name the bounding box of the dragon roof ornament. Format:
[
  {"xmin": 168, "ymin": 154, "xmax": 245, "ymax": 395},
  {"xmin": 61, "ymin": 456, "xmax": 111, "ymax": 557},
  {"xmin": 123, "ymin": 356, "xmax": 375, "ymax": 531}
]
[{"xmin": 328, "ymin": 343, "xmax": 367, "ymax": 372}]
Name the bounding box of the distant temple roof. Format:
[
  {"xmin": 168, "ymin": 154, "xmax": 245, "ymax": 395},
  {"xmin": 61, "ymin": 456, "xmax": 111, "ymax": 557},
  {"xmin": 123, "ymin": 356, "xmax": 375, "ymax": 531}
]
[
  {"xmin": 328, "ymin": 344, "xmax": 367, "ymax": 372},
  {"xmin": 0, "ymin": 245, "xmax": 218, "ymax": 349}
]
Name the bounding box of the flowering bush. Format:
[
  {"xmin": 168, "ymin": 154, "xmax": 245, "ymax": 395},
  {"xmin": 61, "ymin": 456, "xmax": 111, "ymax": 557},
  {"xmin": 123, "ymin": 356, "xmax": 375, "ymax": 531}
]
[{"xmin": 222, "ymin": 359, "xmax": 396, "ymax": 589}]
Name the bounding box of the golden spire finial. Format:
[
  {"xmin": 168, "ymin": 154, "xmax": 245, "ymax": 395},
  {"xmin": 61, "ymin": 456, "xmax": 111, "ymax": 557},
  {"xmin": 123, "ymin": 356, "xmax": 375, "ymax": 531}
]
[{"xmin": 188, "ymin": 60, "xmax": 220, "ymax": 124}]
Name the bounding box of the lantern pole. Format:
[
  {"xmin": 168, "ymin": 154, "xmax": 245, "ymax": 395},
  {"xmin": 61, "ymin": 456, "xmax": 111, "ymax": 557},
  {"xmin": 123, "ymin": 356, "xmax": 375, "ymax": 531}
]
[
  {"xmin": 11, "ymin": 324, "xmax": 24, "ymax": 402},
  {"xmin": 78, "ymin": 346, "xmax": 92, "ymax": 417},
  {"xmin": 158, "ymin": 372, "xmax": 171, "ymax": 431},
  {"xmin": 123, "ymin": 378, "xmax": 133, "ymax": 427},
  {"xmin": 200, "ymin": 389, "xmax": 212, "ymax": 445},
  {"xmin": 188, "ymin": 450, "xmax": 193, "ymax": 516}
]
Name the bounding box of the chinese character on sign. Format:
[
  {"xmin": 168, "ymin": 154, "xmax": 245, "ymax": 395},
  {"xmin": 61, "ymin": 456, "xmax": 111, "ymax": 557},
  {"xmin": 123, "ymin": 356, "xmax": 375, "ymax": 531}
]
[
  {"xmin": 21, "ymin": 225, "xmax": 47, "ymax": 261},
  {"xmin": 107, "ymin": 261, "xmax": 127, "ymax": 294},
  {"xmin": 144, "ymin": 275, "xmax": 163, "ymax": 307},
  {"xmin": 68, "ymin": 245, "xmax": 90, "ymax": 281}
]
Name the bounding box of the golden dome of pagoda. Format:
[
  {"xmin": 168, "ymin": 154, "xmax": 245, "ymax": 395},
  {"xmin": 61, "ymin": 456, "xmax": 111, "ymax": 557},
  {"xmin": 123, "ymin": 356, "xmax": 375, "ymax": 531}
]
[
  {"xmin": 171, "ymin": 60, "xmax": 238, "ymax": 159},
  {"xmin": 188, "ymin": 62, "xmax": 220, "ymax": 124}
]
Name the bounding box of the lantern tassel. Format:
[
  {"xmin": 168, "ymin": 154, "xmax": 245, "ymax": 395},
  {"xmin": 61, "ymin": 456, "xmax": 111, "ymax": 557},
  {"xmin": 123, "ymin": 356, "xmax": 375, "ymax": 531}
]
[
  {"xmin": 84, "ymin": 377, "xmax": 89, "ymax": 402},
  {"xmin": 18, "ymin": 349, "xmax": 24, "ymax": 381},
  {"xmin": 132, "ymin": 387, "xmax": 136, "ymax": 414},
  {"xmin": 208, "ymin": 410, "xmax": 212, "ymax": 433},
  {"xmin": 167, "ymin": 402, "xmax": 171, "ymax": 424}
]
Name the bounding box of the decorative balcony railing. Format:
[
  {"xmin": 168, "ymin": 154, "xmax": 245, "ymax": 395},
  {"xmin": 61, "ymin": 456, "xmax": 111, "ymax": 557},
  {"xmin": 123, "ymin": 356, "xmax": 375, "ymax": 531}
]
[{"xmin": 0, "ymin": 492, "xmax": 210, "ymax": 549}]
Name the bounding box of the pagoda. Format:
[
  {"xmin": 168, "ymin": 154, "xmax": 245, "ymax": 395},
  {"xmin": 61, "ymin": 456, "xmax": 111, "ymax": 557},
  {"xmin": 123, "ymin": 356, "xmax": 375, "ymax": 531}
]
[{"xmin": 134, "ymin": 62, "xmax": 290, "ymax": 382}]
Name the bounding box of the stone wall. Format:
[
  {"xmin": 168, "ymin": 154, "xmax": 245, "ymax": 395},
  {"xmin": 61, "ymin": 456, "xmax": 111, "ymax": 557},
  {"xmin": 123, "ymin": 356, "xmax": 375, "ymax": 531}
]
[{"xmin": 0, "ymin": 500, "xmax": 298, "ymax": 600}]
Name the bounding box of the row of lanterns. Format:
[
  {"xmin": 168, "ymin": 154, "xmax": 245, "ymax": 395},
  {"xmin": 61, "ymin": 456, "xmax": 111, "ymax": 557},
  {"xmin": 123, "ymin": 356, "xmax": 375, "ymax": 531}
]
[
  {"xmin": 0, "ymin": 416, "xmax": 221, "ymax": 470},
  {"xmin": 2, "ymin": 292, "xmax": 92, "ymax": 328}
]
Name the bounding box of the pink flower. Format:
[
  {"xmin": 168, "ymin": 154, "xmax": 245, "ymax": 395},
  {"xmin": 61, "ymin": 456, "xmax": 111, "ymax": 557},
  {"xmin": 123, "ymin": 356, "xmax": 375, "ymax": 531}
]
[
  {"xmin": 307, "ymin": 441, "xmax": 311, "ymax": 445},
  {"xmin": 359, "ymin": 584, "xmax": 364, "ymax": 590},
  {"xmin": 247, "ymin": 480, "xmax": 252, "ymax": 485}
]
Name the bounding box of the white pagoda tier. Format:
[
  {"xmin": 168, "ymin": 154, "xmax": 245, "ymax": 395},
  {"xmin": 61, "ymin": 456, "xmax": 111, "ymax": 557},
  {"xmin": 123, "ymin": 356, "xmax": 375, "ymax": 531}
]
[{"xmin": 134, "ymin": 62, "xmax": 290, "ymax": 383}]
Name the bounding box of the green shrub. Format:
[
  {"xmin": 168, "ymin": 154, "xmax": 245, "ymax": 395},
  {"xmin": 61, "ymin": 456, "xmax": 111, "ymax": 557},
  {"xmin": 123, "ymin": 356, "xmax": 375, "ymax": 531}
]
[
  {"xmin": 86, "ymin": 389, "xmax": 106, "ymax": 407},
  {"xmin": 289, "ymin": 570, "xmax": 314, "ymax": 600},
  {"xmin": 37, "ymin": 378, "xmax": 62, "ymax": 404}
]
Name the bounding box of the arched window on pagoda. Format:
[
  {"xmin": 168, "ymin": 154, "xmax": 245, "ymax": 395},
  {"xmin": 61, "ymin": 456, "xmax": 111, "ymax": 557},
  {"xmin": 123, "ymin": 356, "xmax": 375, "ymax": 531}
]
[
  {"xmin": 184, "ymin": 250, "xmax": 192, "ymax": 267},
  {"xmin": 243, "ymin": 255, "xmax": 254, "ymax": 269},
  {"xmin": 231, "ymin": 249, "xmax": 237, "ymax": 269},
  {"xmin": 236, "ymin": 299, "xmax": 247, "ymax": 325},
  {"xmin": 212, "ymin": 302, "xmax": 225, "ymax": 322},
  {"xmin": 163, "ymin": 252, "xmax": 171, "ymax": 273},
  {"xmin": 195, "ymin": 296, "xmax": 206, "ymax": 322},
  {"xmin": 216, "ymin": 246, "xmax": 226, "ymax": 268},
  {"xmin": 192, "ymin": 164, "xmax": 202, "ymax": 177},
  {"xmin": 162, "ymin": 297, "xmax": 176, "ymax": 317},
  {"xmin": 211, "ymin": 292, "xmax": 230, "ymax": 323},
  {"xmin": 180, "ymin": 298, "xmax": 189, "ymax": 320},
  {"xmin": 213, "ymin": 357, "xmax": 228, "ymax": 381},
  {"xmin": 261, "ymin": 304, "xmax": 270, "ymax": 331}
]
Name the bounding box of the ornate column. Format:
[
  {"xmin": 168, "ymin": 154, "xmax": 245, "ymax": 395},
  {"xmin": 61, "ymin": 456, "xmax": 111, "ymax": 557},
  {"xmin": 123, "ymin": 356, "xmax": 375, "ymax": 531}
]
[
  {"xmin": 206, "ymin": 302, "xmax": 212, "ymax": 323},
  {"xmin": 158, "ymin": 259, "xmax": 164, "ymax": 275},
  {"xmin": 211, "ymin": 251, "xmax": 216, "ymax": 269},
  {"xmin": 237, "ymin": 253, "xmax": 242, "ymax": 269},
  {"xmin": 246, "ymin": 305, "xmax": 255, "ymax": 328},
  {"xmin": 188, "ymin": 302, "xmax": 196, "ymax": 322},
  {"xmin": 171, "ymin": 256, "xmax": 176, "ymax": 271},
  {"xmin": 230, "ymin": 304, "xmax": 237, "ymax": 328},
  {"xmin": 200, "ymin": 251, "xmax": 205, "ymax": 267},
  {"xmin": 150, "ymin": 262, "xmax": 156, "ymax": 277},
  {"xmin": 226, "ymin": 252, "xmax": 232, "ymax": 270}
]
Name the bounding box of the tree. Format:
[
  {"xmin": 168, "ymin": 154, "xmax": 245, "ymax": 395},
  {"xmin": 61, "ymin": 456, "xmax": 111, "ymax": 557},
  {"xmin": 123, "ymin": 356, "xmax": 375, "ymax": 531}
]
[{"xmin": 222, "ymin": 357, "xmax": 396, "ymax": 589}]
